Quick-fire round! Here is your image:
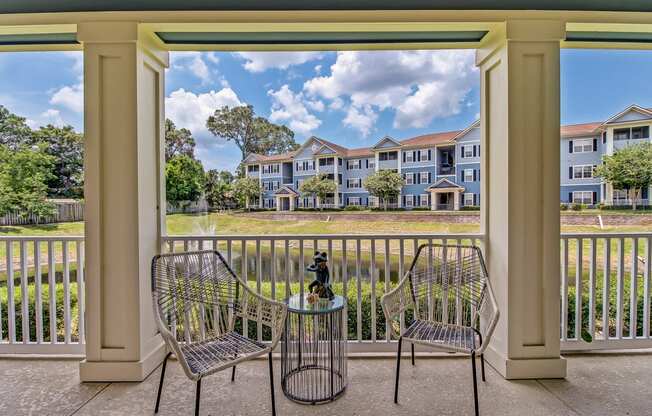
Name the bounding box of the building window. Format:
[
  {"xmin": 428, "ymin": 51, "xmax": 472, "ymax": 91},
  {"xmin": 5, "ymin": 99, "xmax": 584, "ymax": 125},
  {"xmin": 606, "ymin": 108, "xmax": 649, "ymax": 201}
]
[
  {"xmin": 405, "ymin": 195, "xmax": 414, "ymax": 207},
  {"xmin": 632, "ymin": 126, "xmax": 650, "ymax": 139},
  {"xmin": 405, "ymin": 152, "xmax": 413, "ymax": 163},
  {"xmin": 573, "ymin": 138, "xmax": 594, "ymax": 153},
  {"xmin": 462, "ymin": 145, "xmax": 474, "ymax": 158},
  {"xmin": 613, "ymin": 189, "xmax": 628, "ymax": 202},
  {"xmin": 348, "ymin": 197, "xmax": 361, "ymax": 206},
  {"xmin": 247, "ymin": 165, "xmax": 259, "ymax": 173},
  {"xmin": 573, "ymin": 165, "xmax": 595, "ymax": 179},
  {"xmin": 368, "ymin": 159, "xmax": 375, "ymax": 169},
  {"xmin": 347, "ymin": 159, "xmax": 361, "ymax": 170},
  {"xmin": 572, "ymin": 191, "xmax": 594, "ymax": 205},
  {"xmin": 404, "ymin": 173, "xmax": 415, "ymax": 185},
  {"xmin": 420, "ymin": 194, "xmax": 429, "ymax": 207},
  {"xmin": 419, "ymin": 171, "xmax": 429, "ymax": 184},
  {"xmin": 464, "ymin": 193, "xmax": 475, "ymax": 206},
  {"xmin": 319, "ymin": 157, "xmax": 334, "ymax": 166},
  {"xmin": 613, "ymin": 128, "xmax": 630, "ymax": 141},
  {"xmin": 464, "ymin": 169, "xmax": 474, "ymax": 182},
  {"xmin": 262, "ymin": 164, "xmax": 280, "ymax": 174},
  {"xmin": 347, "ymin": 178, "xmax": 362, "ymax": 189},
  {"xmin": 297, "ymin": 179, "xmax": 304, "ymax": 189},
  {"xmin": 379, "ymin": 151, "xmax": 398, "ymax": 161}
]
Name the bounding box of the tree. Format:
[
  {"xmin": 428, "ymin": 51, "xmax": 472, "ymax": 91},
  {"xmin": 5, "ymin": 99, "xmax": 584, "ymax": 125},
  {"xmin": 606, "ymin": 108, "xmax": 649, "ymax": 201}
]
[
  {"xmin": 165, "ymin": 155, "xmax": 205, "ymax": 206},
  {"xmin": 0, "ymin": 143, "xmax": 56, "ymax": 219},
  {"xmin": 299, "ymin": 173, "xmax": 337, "ymax": 210},
  {"xmin": 206, "ymin": 105, "xmax": 299, "ymax": 162},
  {"xmin": 363, "ymin": 170, "xmax": 404, "ymax": 211},
  {"xmin": 232, "ymin": 176, "xmax": 261, "ymax": 210},
  {"xmin": 205, "ymin": 169, "xmax": 236, "ymax": 209},
  {"xmin": 0, "ymin": 105, "xmax": 32, "ymax": 150},
  {"xmin": 33, "ymin": 125, "xmax": 84, "ymax": 198},
  {"xmin": 165, "ymin": 118, "xmax": 196, "ymax": 162},
  {"xmin": 595, "ymin": 142, "xmax": 652, "ymax": 210}
]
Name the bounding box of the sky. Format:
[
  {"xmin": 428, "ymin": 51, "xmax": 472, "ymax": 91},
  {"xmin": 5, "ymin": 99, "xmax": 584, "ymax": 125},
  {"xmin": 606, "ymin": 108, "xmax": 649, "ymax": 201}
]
[{"xmin": 1, "ymin": 48, "xmax": 652, "ymax": 171}]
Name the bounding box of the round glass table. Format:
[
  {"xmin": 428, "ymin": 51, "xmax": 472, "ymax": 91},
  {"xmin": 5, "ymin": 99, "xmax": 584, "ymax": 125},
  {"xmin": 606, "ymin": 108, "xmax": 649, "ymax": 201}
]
[{"xmin": 281, "ymin": 294, "xmax": 347, "ymax": 404}]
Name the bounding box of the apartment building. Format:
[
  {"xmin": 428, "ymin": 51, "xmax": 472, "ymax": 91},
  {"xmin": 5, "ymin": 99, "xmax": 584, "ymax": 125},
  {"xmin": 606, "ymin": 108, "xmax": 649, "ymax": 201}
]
[{"xmin": 245, "ymin": 104, "xmax": 652, "ymax": 210}]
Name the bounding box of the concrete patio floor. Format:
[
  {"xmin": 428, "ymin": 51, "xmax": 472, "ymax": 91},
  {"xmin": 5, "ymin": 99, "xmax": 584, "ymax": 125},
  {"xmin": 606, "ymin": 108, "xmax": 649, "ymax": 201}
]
[{"xmin": 1, "ymin": 353, "xmax": 650, "ymax": 416}]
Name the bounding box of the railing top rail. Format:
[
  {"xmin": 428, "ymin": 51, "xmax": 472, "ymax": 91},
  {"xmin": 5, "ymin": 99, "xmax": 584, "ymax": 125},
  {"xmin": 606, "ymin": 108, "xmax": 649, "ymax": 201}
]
[
  {"xmin": 560, "ymin": 232, "xmax": 652, "ymax": 238},
  {"xmin": 162, "ymin": 233, "xmax": 485, "ymax": 240},
  {"xmin": 0, "ymin": 235, "xmax": 84, "ymax": 241}
]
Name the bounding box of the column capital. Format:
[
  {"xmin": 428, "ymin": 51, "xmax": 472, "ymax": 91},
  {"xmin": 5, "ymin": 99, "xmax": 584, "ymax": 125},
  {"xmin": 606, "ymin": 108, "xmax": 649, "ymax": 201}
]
[
  {"xmin": 476, "ymin": 19, "xmax": 565, "ymax": 67},
  {"xmin": 77, "ymin": 21, "xmax": 169, "ymax": 68}
]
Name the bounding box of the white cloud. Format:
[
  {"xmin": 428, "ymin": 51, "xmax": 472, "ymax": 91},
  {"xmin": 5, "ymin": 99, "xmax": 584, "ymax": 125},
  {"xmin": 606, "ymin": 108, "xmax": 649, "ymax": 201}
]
[
  {"xmin": 165, "ymin": 88, "xmax": 242, "ymax": 145},
  {"xmin": 170, "ymin": 52, "xmax": 215, "ymax": 84},
  {"xmin": 329, "ymin": 97, "xmax": 344, "ymax": 111},
  {"xmin": 50, "ymin": 83, "xmax": 84, "ymax": 113},
  {"xmin": 267, "ymin": 85, "xmax": 321, "ymax": 136},
  {"xmin": 62, "ymin": 51, "xmax": 83, "ymax": 79},
  {"xmin": 235, "ymin": 52, "xmax": 323, "ymax": 73},
  {"xmin": 40, "ymin": 109, "xmax": 65, "ymax": 126},
  {"xmin": 303, "ymin": 50, "xmax": 478, "ymax": 133},
  {"xmin": 314, "ymin": 64, "xmax": 322, "ymax": 74},
  {"xmin": 343, "ymin": 105, "xmax": 377, "ymax": 137},
  {"xmin": 306, "ymin": 99, "xmax": 325, "ymax": 112}
]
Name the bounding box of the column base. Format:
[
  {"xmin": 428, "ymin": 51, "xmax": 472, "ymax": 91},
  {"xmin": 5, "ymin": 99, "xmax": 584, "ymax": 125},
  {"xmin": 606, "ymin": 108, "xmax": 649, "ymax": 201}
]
[
  {"xmin": 484, "ymin": 346, "xmax": 567, "ymax": 379},
  {"xmin": 80, "ymin": 341, "xmax": 167, "ymax": 382}
]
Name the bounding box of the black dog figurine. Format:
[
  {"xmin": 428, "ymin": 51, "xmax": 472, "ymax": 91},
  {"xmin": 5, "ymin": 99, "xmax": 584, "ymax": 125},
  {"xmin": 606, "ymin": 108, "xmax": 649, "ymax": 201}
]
[{"xmin": 307, "ymin": 251, "xmax": 335, "ymax": 300}]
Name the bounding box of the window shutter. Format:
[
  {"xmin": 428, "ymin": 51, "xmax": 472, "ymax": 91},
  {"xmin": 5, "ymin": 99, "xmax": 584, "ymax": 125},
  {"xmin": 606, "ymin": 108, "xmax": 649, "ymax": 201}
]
[
  {"xmin": 428, "ymin": 149, "xmax": 432, "ymax": 160},
  {"xmin": 592, "ymin": 191, "xmax": 597, "ymax": 205},
  {"xmin": 602, "ymin": 132, "xmax": 607, "ymax": 144},
  {"xmin": 477, "ymin": 145, "xmax": 480, "ymax": 157},
  {"xmin": 428, "ymin": 172, "xmax": 431, "ymax": 183},
  {"xmin": 473, "ymin": 145, "xmax": 477, "ymax": 157},
  {"xmin": 402, "ymin": 152, "xmax": 406, "ymax": 163},
  {"xmin": 417, "ymin": 150, "xmax": 421, "ymax": 161},
  {"xmin": 593, "ymin": 138, "xmax": 598, "ymax": 151},
  {"xmin": 569, "ymin": 141, "xmax": 573, "ymax": 153},
  {"xmin": 402, "ymin": 195, "xmax": 406, "ymax": 206},
  {"xmin": 569, "ymin": 167, "xmax": 573, "ymax": 179},
  {"xmin": 568, "ymin": 192, "xmax": 573, "ymax": 203},
  {"xmin": 473, "ymin": 170, "xmax": 477, "ymax": 181},
  {"xmin": 461, "ymin": 145, "xmax": 465, "ymax": 157},
  {"xmin": 366, "ymin": 159, "xmax": 369, "ymax": 169},
  {"xmin": 473, "ymin": 194, "xmax": 477, "ymax": 205}
]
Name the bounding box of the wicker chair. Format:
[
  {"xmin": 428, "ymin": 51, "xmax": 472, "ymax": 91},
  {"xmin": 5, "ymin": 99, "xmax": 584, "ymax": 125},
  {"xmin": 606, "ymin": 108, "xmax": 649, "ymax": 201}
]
[
  {"xmin": 151, "ymin": 250, "xmax": 288, "ymax": 416},
  {"xmin": 381, "ymin": 244, "xmax": 499, "ymax": 416}
]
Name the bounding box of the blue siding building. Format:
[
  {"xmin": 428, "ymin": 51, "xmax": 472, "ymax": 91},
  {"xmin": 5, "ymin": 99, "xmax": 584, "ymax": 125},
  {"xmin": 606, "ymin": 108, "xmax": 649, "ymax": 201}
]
[{"xmin": 245, "ymin": 104, "xmax": 652, "ymax": 210}]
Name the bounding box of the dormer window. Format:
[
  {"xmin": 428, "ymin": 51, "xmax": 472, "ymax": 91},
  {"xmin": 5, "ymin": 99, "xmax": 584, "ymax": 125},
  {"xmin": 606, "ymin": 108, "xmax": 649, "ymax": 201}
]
[{"xmin": 379, "ymin": 151, "xmax": 398, "ymax": 161}]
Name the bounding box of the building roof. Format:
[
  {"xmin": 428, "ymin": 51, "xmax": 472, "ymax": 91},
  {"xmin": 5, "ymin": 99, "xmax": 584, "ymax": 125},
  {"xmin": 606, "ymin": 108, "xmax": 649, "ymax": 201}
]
[
  {"xmin": 427, "ymin": 178, "xmax": 464, "ymax": 190},
  {"xmin": 244, "ymin": 104, "xmax": 652, "ymax": 164},
  {"xmin": 560, "ymin": 122, "xmax": 602, "ymax": 138}
]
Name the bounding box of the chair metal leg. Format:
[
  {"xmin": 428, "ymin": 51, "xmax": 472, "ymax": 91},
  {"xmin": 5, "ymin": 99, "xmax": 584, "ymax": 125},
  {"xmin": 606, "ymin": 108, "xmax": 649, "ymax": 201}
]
[
  {"xmin": 480, "ymin": 354, "xmax": 486, "ymax": 382},
  {"xmin": 411, "ymin": 343, "xmax": 415, "ymax": 366},
  {"xmin": 268, "ymin": 352, "xmax": 276, "ymax": 416},
  {"xmin": 195, "ymin": 379, "xmax": 202, "ymax": 416},
  {"xmin": 231, "ymin": 365, "xmax": 236, "ymax": 382},
  {"xmin": 154, "ymin": 352, "xmax": 171, "ymax": 414},
  {"xmin": 394, "ymin": 337, "xmax": 402, "ymax": 404},
  {"xmin": 471, "ymin": 352, "xmax": 479, "ymax": 416}
]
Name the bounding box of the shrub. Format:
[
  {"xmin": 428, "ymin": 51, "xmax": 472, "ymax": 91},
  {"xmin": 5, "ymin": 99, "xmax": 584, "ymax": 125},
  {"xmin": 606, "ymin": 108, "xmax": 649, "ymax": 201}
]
[
  {"xmin": 343, "ymin": 205, "xmax": 364, "ymax": 211},
  {"xmin": 560, "ymin": 204, "xmax": 568, "ymax": 211},
  {"xmin": 460, "ymin": 206, "xmax": 480, "ymax": 211},
  {"xmin": 571, "ymin": 203, "xmax": 584, "ymax": 211}
]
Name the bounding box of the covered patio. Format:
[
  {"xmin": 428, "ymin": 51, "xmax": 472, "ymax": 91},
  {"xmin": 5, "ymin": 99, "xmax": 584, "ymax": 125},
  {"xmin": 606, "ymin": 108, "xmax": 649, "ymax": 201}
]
[
  {"xmin": 2, "ymin": 1, "xmax": 652, "ymax": 415},
  {"xmin": 2, "ymin": 353, "xmax": 651, "ymax": 416}
]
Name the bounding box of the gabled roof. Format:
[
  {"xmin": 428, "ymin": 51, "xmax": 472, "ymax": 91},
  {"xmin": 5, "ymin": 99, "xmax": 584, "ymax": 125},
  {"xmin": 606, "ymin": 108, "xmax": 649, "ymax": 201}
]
[
  {"xmin": 427, "ymin": 178, "xmax": 464, "ymax": 190},
  {"xmin": 598, "ymin": 104, "xmax": 652, "ymax": 128},
  {"xmin": 372, "ymin": 136, "xmax": 402, "ymax": 149},
  {"xmin": 451, "ymin": 120, "xmax": 480, "ymax": 141},
  {"xmin": 274, "ymin": 185, "xmax": 298, "ymax": 196},
  {"xmin": 244, "ymin": 151, "xmax": 297, "ymax": 163}
]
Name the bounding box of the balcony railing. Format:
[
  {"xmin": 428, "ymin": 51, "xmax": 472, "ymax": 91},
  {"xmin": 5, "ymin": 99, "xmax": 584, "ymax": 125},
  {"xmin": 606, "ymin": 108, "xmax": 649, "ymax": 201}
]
[{"xmin": 1, "ymin": 232, "xmax": 650, "ymax": 355}]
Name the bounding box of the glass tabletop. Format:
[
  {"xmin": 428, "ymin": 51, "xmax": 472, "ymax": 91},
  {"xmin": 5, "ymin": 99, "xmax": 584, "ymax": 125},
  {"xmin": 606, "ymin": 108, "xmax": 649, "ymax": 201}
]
[{"xmin": 286, "ymin": 293, "xmax": 345, "ymax": 314}]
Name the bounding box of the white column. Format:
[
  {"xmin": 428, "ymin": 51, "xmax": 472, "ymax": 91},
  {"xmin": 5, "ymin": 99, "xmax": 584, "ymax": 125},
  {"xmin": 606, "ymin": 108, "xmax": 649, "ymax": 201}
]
[
  {"xmin": 453, "ymin": 191, "xmax": 460, "ymax": 211},
  {"xmin": 477, "ymin": 20, "xmax": 566, "ymax": 379},
  {"xmin": 374, "ymin": 152, "xmax": 379, "ymax": 172},
  {"xmin": 79, "ymin": 22, "xmax": 169, "ymax": 381},
  {"xmin": 397, "ymin": 150, "xmax": 403, "ymax": 208},
  {"xmin": 431, "ymin": 191, "xmax": 438, "ymax": 211},
  {"xmin": 258, "ymin": 164, "xmax": 263, "ymax": 208},
  {"xmin": 334, "ymin": 158, "xmax": 340, "ymax": 207},
  {"xmin": 276, "ymin": 196, "xmax": 281, "ymax": 211},
  {"xmin": 289, "ymin": 196, "xmax": 295, "ymax": 211}
]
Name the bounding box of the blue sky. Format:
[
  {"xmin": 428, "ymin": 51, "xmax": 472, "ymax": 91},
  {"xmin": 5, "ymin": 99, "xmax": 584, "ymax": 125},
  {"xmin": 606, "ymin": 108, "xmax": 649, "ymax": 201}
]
[{"xmin": 1, "ymin": 48, "xmax": 652, "ymax": 171}]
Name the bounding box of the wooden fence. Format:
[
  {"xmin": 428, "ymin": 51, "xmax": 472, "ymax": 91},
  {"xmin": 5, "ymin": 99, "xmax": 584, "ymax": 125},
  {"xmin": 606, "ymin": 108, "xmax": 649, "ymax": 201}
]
[{"xmin": 0, "ymin": 200, "xmax": 84, "ymax": 226}]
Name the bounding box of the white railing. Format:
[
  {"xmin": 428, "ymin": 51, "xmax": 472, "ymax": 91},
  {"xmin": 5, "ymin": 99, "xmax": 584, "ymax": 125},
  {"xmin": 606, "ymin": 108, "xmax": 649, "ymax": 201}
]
[
  {"xmin": 2, "ymin": 232, "xmax": 651, "ymax": 355},
  {"xmin": 0, "ymin": 236, "xmax": 85, "ymax": 354},
  {"xmin": 162, "ymin": 233, "xmax": 483, "ymax": 352},
  {"xmin": 603, "ymin": 199, "xmax": 650, "ymax": 207},
  {"xmin": 561, "ymin": 232, "xmax": 652, "ymax": 351}
]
